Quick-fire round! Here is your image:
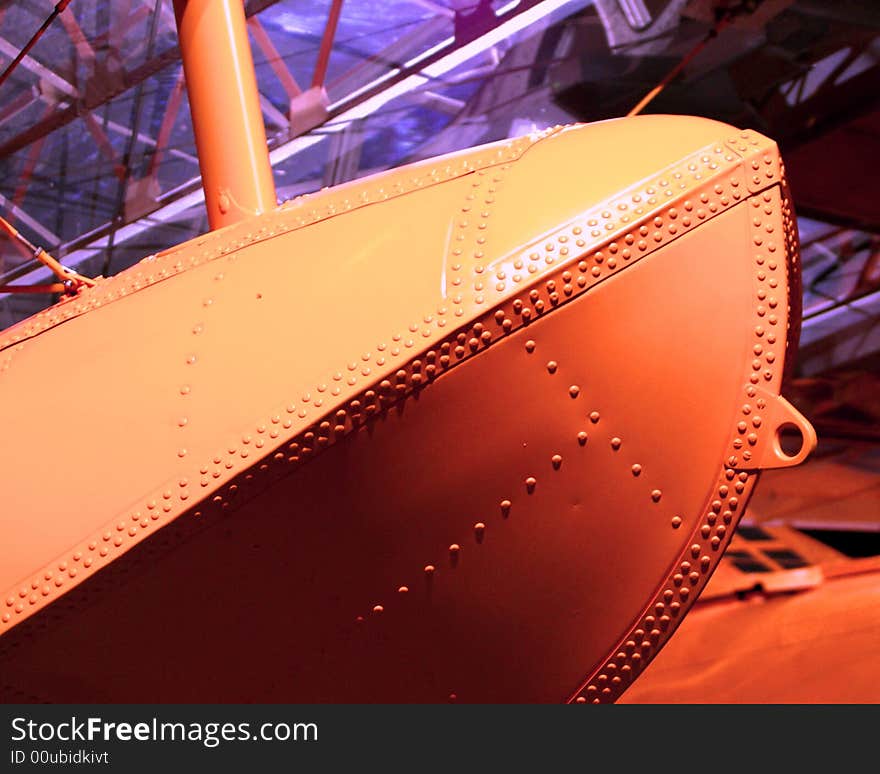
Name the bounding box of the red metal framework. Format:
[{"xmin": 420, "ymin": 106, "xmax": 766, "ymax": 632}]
[{"xmin": 0, "ymin": 0, "xmax": 573, "ymax": 291}]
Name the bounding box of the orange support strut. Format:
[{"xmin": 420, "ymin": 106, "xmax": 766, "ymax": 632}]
[{"xmin": 173, "ymin": 0, "xmax": 276, "ymax": 230}]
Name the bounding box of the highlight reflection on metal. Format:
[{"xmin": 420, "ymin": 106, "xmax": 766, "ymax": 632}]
[{"xmin": 0, "ymin": 113, "xmax": 814, "ymax": 702}]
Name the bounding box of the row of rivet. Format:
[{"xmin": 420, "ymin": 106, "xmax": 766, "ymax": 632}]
[
  {"xmin": 572, "ymin": 182, "xmax": 789, "ymax": 704},
  {"xmin": 572, "ymin": 466, "xmax": 752, "ymax": 703},
  {"xmin": 0, "ymin": 129, "xmax": 564, "ymax": 356},
  {"xmin": 0, "ymin": 133, "xmax": 782, "ymax": 631},
  {"xmin": 353, "ymin": 336, "xmax": 666, "ymax": 635},
  {"xmin": 445, "ymin": 140, "xmax": 747, "ymax": 312},
  {"xmin": 723, "ymin": 186, "xmax": 786, "ymax": 470},
  {"xmin": 724, "ymin": 130, "xmax": 782, "ymax": 194},
  {"xmin": 165, "ymin": 137, "xmax": 764, "ymax": 529}
]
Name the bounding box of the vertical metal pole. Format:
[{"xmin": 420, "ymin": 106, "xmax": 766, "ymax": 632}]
[{"xmin": 173, "ymin": 0, "xmax": 276, "ymax": 230}]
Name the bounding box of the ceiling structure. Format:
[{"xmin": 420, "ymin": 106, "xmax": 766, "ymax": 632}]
[
  {"xmin": 0, "ymin": 0, "xmax": 591, "ymax": 313},
  {"xmin": 0, "ymin": 1, "xmax": 876, "ymax": 315},
  {"xmin": 0, "ymin": 0, "xmax": 877, "ymax": 699}
]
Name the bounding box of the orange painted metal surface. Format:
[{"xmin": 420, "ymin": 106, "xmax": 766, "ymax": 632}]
[
  {"xmin": 623, "ymin": 521, "xmax": 880, "ymax": 703},
  {"xmin": 0, "ymin": 115, "xmax": 814, "ymax": 702},
  {"xmin": 623, "ymin": 569, "xmax": 880, "ymax": 703},
  {"xmin": 173, "ymin": 0, "xmax": 276, "ymax": 229}
]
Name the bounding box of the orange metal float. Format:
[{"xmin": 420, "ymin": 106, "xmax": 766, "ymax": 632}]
[{"xmin": 0, "ymin": 1, "xmax": 815, "ymax": 703}]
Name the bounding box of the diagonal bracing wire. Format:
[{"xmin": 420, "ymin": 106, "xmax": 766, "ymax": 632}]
[{"xmin": 0, "ymin": 0, "xmax": 74, "ymax": 90}]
